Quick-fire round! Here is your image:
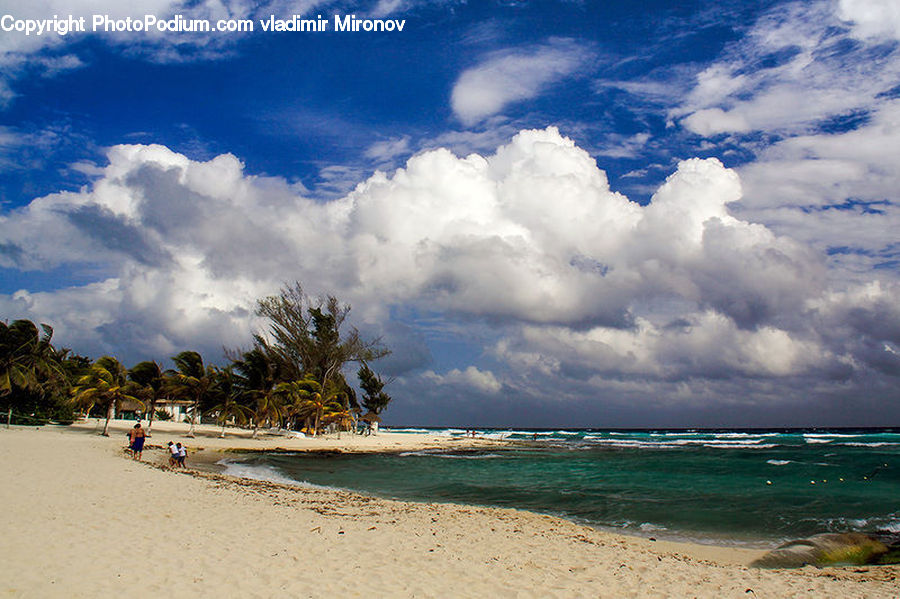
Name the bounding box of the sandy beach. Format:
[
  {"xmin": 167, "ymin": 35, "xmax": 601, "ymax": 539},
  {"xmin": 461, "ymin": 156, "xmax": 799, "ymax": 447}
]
[{"xmin": 1, "ymin": 422, "xmax": 897, "ymax": 598}]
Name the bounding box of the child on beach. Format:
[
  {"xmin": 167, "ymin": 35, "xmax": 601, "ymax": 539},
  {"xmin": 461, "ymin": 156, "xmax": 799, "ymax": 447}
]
[
  {"xmin": 176, "ymin": 442, "xmax": 187, "ymax": 468},
  {"xmin": 167, "ymin": 441, "xmax": 179, "ymax": 468}
]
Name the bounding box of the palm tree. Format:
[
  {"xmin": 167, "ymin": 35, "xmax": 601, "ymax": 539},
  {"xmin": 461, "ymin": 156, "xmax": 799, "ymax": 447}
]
[
  {"xmin": 272, "ymin": 377, "xmax": 314, "ymax": 432},
  {"xmin": 205, "ymin": 366, "xmax": 253, "ymax": 438},
  {"xmin": 0, "ymin": 320, "xmax": 64, "ymax": 427},
  {"xmin": 232, "ymin": 346, "xmax": 283, "ymax": 438},
  {"xmin": 276, "ymin": 377, "xmax": 342, "ymax": 436},
  {"xmin": 321, "ymin": 403, "xmax": 355, "ymax": 439},
  {"xmin": 129, "ymin": 361, "xmax": 165, "ymax": 436},
  {"xmin": 170, "ymin": 351, "xmax": 215, "ymax": 438},
  {"xmin": 250, "ymin": 389, "xmax": 283, "ymax": 437},
  {"xmin": 72, "ymin": 356, "xmax": 142, "ymax": 436}
]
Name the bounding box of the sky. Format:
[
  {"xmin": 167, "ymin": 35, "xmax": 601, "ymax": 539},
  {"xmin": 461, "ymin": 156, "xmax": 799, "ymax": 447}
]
[{"xmin": 1, "ymin": 0, "xmax": 899, "ymax": 427}]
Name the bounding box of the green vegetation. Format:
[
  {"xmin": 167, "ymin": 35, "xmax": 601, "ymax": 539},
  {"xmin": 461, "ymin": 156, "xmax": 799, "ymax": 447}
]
[
  {"xmin": 251, "ymin": 282, "xmax": 390, "ymax": 435},
  {"xmin": 0, "ymin": 320, "xmax": 86, "ymax": 426},
  {"xmin": 1, "ymin": 282, "xmax": 393, "ymax": 437},
  {"xmin": 358, "ymin": 364, "xmax": 392, "ymax": 417},
  {"xmin": 169, "ymin": 350, "xmax": 217, "ymax": 438},
  {"xmin": 128, "ymin": 361, "xmax": 165, "ymax": 434},
  {"xmin": 72, "ymin": 356, "xmax": 143, "ymax": 436}
]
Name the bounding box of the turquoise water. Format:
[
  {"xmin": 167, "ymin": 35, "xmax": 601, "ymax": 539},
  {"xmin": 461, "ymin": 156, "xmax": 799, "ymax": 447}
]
[{"xmin": 219, "ymin": 429, "xmax": 900, "ymax": 546}]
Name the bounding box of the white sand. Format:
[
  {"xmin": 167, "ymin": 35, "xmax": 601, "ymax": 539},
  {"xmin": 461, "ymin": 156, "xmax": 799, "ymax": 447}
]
[
  {"xmin": 1, "ymin": 422, "xmax": 897, "ymax": 598},
  {"xmin": 81, "ymin": 418, "xmax": 507, "ymax": 453}
]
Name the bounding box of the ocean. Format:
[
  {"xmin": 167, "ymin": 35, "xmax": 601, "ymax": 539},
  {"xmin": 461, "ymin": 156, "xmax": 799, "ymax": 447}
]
[{"xmin": 218, "ymin": 428, "xmax": 899, "ymax": 547}]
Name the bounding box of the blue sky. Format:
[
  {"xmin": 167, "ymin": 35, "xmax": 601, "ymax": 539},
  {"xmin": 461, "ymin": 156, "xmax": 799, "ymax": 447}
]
[{"xmin": 2, "ymin": 0, "xmax": 899, "ymax": 427}]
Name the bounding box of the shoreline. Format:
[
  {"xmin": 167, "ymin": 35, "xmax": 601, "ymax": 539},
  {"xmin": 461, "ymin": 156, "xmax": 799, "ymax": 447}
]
[
  {"xmin": 59, "ymin": 419, "xmax": 900, "ymax": 552},
  {"xmin": 159, "ymin": 450, "xmax": 769, "ymax": 567},
  {"xmin": 195, "ymin": 451, "xmax": 779, "ymax": 555},
  {"xmin": 2, "ymin": 421, "xmax": 898, "ymax": 597},
  {"xmin": 197, "ymin": 445, "xmax": 781, "ymax": 552}
]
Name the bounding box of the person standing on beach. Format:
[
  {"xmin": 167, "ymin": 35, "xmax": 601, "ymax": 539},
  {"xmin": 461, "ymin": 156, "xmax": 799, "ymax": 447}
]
[
  {"xmin": 128, "ymin": 423, "xmax": 146, "ymax": 461},
  {"xmin": 167, "ymin": 441, "xmax": 179, "ymax": 467},
  {"xmin": 176, "ymin": 442, "xmax": 187, "ymax": 468}
]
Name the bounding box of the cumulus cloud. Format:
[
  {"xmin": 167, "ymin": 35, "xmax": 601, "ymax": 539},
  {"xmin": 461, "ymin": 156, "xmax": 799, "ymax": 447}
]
[
  {"xmin": 1, "ymin": 127, "xmax": 897, "ymax": 406},
  {"xmin": 422, "ymin": 366, "xmax": 502, "ymax": 394},
  {"xmin": 495, "ymin": 311, "xmax": 844, "ymax": 382},
  {"xmin": 451, "ymin": 40, "xmax": 591, "ymax": 126},
  {"xmin": 627, "ymin": 0, "xmax": 900, "ymax": 296}
]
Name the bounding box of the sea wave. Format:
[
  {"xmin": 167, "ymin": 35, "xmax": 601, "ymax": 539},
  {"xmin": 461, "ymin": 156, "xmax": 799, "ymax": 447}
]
[
  {"xmin": 388, "ymin": 427, "xmax": 433, "ymax": 434},
  {"xmin": 578, "ymin": 438, "xmax": 778, "ymax": 450},
  {"xmin": 217, "ymin": 459, "xmax": 301, "ymax": 486},
  {"xmin": 216, "ymin": 459, "xmax": 349, "ymax": 492},
  {"xmin": 670, "ymin": 439, "xmax": 772, "ymax": 446},
  {"xmin": 841, "ymin": 442, "xmax": 900, "ymax": 447},
  {"xmin": 883, "ymin": 520, "xmax": 900, "ymax": 533},
  {"xmin": 811, "ymin": 514, "xmax": 900, "ymax": 534},
  {"xmin": 766, "ymin": 459, "xmax": 793, "ymax": 466},
  {"xmin": 399, "ymin": 450, "xmax": 504, "ymax": 459},
  {"xmin": 495, "ymin": 430, "xmax": 560, "ymax": 438}
]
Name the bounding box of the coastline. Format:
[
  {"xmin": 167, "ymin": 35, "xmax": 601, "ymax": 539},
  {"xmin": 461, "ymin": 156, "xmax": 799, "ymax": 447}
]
[
  {"xmin": 1, "ymin": 421, "xmax": 898, "ymax": 597},
  {"xmin": 68, "ymin": 418, "xmax": 512, "ymax": 453}
]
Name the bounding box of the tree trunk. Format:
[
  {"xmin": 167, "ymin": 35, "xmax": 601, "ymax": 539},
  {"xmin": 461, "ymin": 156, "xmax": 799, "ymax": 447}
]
[
  {"xmin": 252, "ymin": 420, "xmax": 259, "ymax": 438},
  {"xmin": 187, "ymin": 400, "xmax": 197, "ymax": 437},
  {"xmin": 6, "ymin": 406, "xmax": 11, "ymax": 428},
  {"xmin": 146, "ymin": 397, "xmax": 158, "ymax": 437},
  {"xmin": 101, "ymin": 401, "xmax": 113, "ymax": 436},
  {"xmin": 220, "ymin": 420, "xmax": 226, "ymax": 438}
]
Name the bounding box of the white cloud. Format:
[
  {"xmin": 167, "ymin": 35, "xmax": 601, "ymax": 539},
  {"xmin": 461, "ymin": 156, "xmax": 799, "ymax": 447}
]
[
  {"xmin": 421, "ymin": 366, "xmax": 502, "ymax": 394},
  {"xmin": 1, "ymin": 127, "xmax": 897, "ymax": 402},
  {"xmin": 451, "ymin": 40, "xmax": 591, "ymax": 126},
  {"xmin": 673, "ymin": 1, "xmax": 900, "ymax": 136},
  {"xmin": 681, "ymin": 108, "xmax": 751, "ymax": 136},
  {"xmin": 627, "ymin": 0, "xmax": 900, "ymax": 297},
  {"xmin": 495, "ymin": 310, "xmax": 836, "ymax": 381},
  {"xmin": 734, "ymin": 99, "xmax": 900, "ymax": 276},
  {"xmin": 372, "ymin": 0, "xmax": 405, "ymax": 16},
  {"xmin": 364, "ymin": 136, "xmax": 411, "ymax": 163},
  {"xmin": 592, "ymin": 132, "xmax": 651, "ymax": 159},
  {"xmin": 838, "ymin": 0, "xmax": 900, "ymax": 40}
]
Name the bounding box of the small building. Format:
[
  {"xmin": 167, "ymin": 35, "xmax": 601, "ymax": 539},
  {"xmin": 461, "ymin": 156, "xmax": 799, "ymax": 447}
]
[{"xmin": 154, "ymin": 398, "xmax": 195, "ymax": 423}]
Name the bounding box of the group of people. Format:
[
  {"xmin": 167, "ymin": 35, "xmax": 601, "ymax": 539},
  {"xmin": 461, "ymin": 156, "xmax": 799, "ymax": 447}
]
[
  {"xmin": 167, "ymin": 441, "xmax": 188, "ymax": 468},
  {"xmin": 125, "ymin": 421, "xmax": 188, "ymax": 468}
]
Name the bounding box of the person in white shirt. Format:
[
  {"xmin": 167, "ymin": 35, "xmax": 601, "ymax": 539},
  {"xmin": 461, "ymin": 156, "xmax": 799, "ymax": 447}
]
[
  {"xmin": 167, "ymin": 441, "xmax": 179, "ymax": 468},
  {"xmin": 176, "ymin": 442, "xmax": 187, "ymax": 468}
]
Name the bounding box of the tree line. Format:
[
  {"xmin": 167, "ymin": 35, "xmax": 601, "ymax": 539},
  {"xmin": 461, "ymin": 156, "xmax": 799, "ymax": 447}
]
[{"xmin": 0, "ymin": 283, "xmax": 393, "ymax": 437}]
